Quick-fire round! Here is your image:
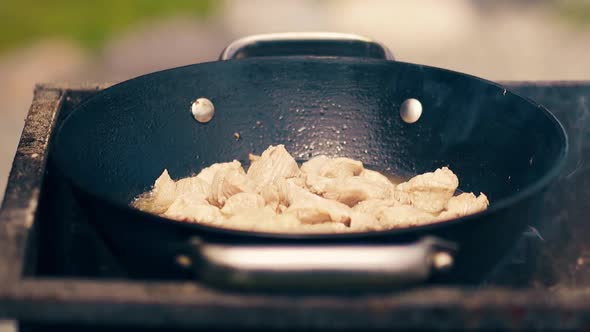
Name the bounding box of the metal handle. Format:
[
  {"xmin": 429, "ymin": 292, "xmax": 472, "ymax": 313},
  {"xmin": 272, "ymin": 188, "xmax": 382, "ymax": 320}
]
[
  {"xmin": 181, "ymin": 236, "xmax": 455, "ymax": 291},
  {"xmin": 219, "ymin": 32, "xmax": 394, "ymax": 61}
]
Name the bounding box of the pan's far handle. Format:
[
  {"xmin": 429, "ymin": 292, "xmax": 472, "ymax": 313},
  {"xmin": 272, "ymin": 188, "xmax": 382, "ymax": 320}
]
[
  {"xmin": 179, "ymin": 236, "xmax": 456, "ymax": 291},
  {"xmin": 219, "ymin": 32, "xmax": 394, "ymax": 61}
]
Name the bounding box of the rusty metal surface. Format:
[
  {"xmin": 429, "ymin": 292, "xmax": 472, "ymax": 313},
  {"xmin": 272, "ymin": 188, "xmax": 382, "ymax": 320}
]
[
  {"xmin": 1, "ymin": 280, "xmax": 590, "ymax": 330},
  {"xmin": 0, "ymin": 87, "xmax": 64, "ymax": 284},
  {"xmin": 0, "ymin": 82, "xmax": 589, "ymax": 330}
]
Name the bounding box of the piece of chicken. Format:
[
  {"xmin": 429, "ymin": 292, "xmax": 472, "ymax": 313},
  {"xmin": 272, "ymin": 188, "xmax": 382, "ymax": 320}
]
[
  {"xmin": 273, "ymin": 212, "xmax": 302, "ymax": 227},
  {"xmin": 301, "ymin": 156, "xmax": 364, "ymax": 179},
  {"xmin": 359, "ymin": 169, "xmax": 396, "ymax": 188},
  {"xmin": 349, "ymin": 211, "xmax": 381, "ymax": 231},
  {"xmin": 248, "ymin": 153, "xmax": 260, "ymax": 162},
  {"xmin": 221, "ymin": 192, "xmax": 266, "ymax": 216},
  {"xmin": 277, "ymin": 204, "xmax": 288, "ymax": 214},
  {"xmin": 132, "ymin": 169, "xmax": 177, "ymax": 214},
  {"xmin": 284, "ymin": 181, "xmax": 352, "ymax": 225},
  {"xmin": 320, "ymin": 157, "xmax": 364, "ymax": 178},
  {"xmin": 196, "ymin": 160, "xmax": 243, "ymax": 185},
  {"xmin": 391, "ymin": 188, "xmax": 412, "ymax": 205},
  {"xmin": 164, "ymin": 194, "xmax": 223, "ymax": 225},
  {"xmin": 300, "ymin": 155, "xmax": 330, "ymax": 175},
  {"xmin": 353, "ymin": 198, "xmax": 399, "ymax": 214},
  {"xmin": 322, "ymin": 176, "xmax": 391, "ymax": 206},
  {"xmin": 258, "ymin": 177, "xmax": 293, "ymax": 212},
  {"xmin": 285, "ymin": 207, "xmax": 333, "ymax": 225},
  {"xmin": 299, "ymin": 221, "xmax": 350, "ymax": 233},
  {"xmin": 301, "ymin": 156, "xmax": 366, "ymax": 194},
  {"xmin": 375, "ymin": 205, "xmax": 437, "ymax": 228},
  {"xmin": 437, "ymin": 192, "xmax": 489, "ymax": 221},
  {"xmin": 247, "ymin": 145, "xmax": 301, "ymax": 191},
  {"xmin": 209, "ymin": 166, "xmax": 255, "ymax": 207},
  {"xmin": 396, "ymin": 167, "xmax": 459, "ymax": 213},
  {"xmin": 225, "ymin": 206, "xmax": 282, "ymax": 232},
  {"xmin": 303, "ymin": 173, "xmax": 334, "ymax": 195},
  {"xmin": 259, "ymin": 183, "xmax": 280, "ymax": 211},
  {"xmin": 175, "ymin": 176, "xmax": 210, "ymax": 198},
  {"xmin": 286, "ymin": 175, "xmax": 307, "ymax": 189}
]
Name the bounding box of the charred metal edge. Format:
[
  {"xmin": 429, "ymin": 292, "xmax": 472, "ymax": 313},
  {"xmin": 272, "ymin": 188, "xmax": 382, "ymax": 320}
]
[
  {"xmin": 0, "ymin": 280, "xmax": 589, "ymax": 329},
  {"xmin": 0, "ymin": 87, "xmax": 65, "ymax": 284},
  {"xmin": 34, "ymin": 82, "xmax": 115, "ymax": 92}
]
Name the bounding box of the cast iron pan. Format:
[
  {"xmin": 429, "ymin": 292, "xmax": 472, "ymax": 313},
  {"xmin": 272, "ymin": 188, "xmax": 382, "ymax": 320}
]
[{"xmin": 51, "ymin": 33, "xmax": 567, "ymax": 290}]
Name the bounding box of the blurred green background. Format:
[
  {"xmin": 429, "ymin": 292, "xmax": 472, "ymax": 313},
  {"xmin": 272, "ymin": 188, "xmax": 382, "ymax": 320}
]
[
  {"xmin": 0, "ymin": 0, "xmax": 217, "ymax": 54},
  {"xmin": 1, "ymin": 0, "xmax": 590, "ymax": 55},
  {"xmin": 555, "ymin": 0, "xmax": 590, "ymax": 27}
]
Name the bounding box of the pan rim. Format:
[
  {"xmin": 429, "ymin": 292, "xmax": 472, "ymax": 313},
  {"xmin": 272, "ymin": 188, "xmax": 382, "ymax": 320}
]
[{"xmin": 51, "ymin": 56, "xmax": 569, "ymax": 240}]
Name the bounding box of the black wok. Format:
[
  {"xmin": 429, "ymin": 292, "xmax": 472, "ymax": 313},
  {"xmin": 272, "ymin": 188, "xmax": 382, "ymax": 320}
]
[{"xmin": 51, "ymin": 33, "xmax": 567, "ymax": 289}]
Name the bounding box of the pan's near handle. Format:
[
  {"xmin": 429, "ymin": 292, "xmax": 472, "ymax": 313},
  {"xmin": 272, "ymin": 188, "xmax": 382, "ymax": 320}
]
[
  {"xmin": 181, "ymin": 236, "xmax": 455, "ymax": 291},
  {"xmin": 219, "ymin": 32, "xmax": 394, "ymax": 61}
]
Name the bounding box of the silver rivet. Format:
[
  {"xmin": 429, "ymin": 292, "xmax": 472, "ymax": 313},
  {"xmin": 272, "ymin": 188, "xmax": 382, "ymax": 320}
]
[
  {"xmin": 176, "ymin": 255, "xmax": 192, "ymax": 268},
  {"xmin": 432, "ymin": 251, "xmax": 453, "ymax": 271},
  {"xmin": 189, "ymin": 237, "xmax": 204, "ymax": 247},
  {"xmin": 191, "ymin": 98, "xmax": 215, "ymax": 123},
  {"xmin": 400, "ymin": 98, "xmax": 422, "ymax": 124}
]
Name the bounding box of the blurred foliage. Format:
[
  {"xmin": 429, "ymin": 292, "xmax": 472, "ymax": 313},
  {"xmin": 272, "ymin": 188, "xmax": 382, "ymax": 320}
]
[
  {"xmin": 553, "ymin": 0, "xmax": 590, "ymax": 27},
  {"xmin": 0, "ymin": 0, "xmax": 216, "ymax": 54}
]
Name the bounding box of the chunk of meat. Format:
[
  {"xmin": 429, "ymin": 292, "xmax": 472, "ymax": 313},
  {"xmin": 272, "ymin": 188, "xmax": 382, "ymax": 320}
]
[
  {"xmin": 164, "ymin": 194, "xmax": 223, "ymax": 225},
  {"xmin": 231, "ymin": 210, "xmax": 349, "ymax": 233},
  {"xmin": 260, "ymin": 183, "xmax": 280, "ymax": 211},
  {"xmin": 225, "ymin": 206, "xmax": 281, "ymax": 232},
  {"xmin": 349, "ymin": 211, "xmax": 380, "ymax": 231},
  {"xmin": 301, "ymin": 156, "xmax": 366, "ymax": 194},
  {"xmin": 272, "ymin": 213, "xmax": 304, "ymax": 231},
  {"xmin": 260, "ymin": 178, "xmax": 291, "ymax": 208},
  {"xmin": 247, "ymin": 145, "xmax": 300, "ymax": 191},
  {"xmin": 175, "ymin": 176, "xmax": 210, "ymax": 198},
  {"xmin": 299, "ymin": 222, "xmax": 350, "ymax": 233},
  {"xmin": 322, "ymin": 176, "xmax": 390, "ymax": 206},
  {"xmin": 320, "ymin": 158, "xmax": 364, "ymax": 178},
  {"xmin": 221, "ymin": 192, "xmax": 266, "ymax": 216},
  {"xmin": 209, "ymin": 166, "xmax": 255, "ymax": 207},
  {"xmin": 359, "ymin": 169, "xmax": 395, "ymax": 188},
  {"xmin": 300, "ymin": 155, "xmax": 330, "ymax": 175},
  {"xmin": 391, "ymin": 188, "xmax": 412, "ymax": 205},
  {"xmin": 375, "ymin": 205, "xmax": 437, "ymax": 227},
  {"xmin": 196, "ymin": 160, "xmax": 242, "ymax": 185},
  {"xmin": 132, "ymin": 169, "xmax": 176, "ymax": 214},
  {"xmin": 353, "ymin": 198, "xmax": 399, "ymax": 214},
  {"xmin": 351, "ymin": 199, "xmax": 424, "ymax": 231},
  {"xmin": 303, "ymin": 173, "xmax": 334, "ymax": 194},
  {"xmin": 284, "ymin": 182, "xmax": 352, "ymax": 225},
  {"xmin": 286, "ymin": 175, "xmax": 307, "ymax": 188},
  {"xmin": 301, "ymin": 155, "xmax": 364, "ymax": 178},
  {"xmin": 277, "ymin": 203, "xmax": 288, "ymax": 214},
  {"xmin": 437, "ymin": 192, "xmax": 489, "ymax": 221},
  {"xmin": 284, "ymin": 207, "xmax": 332, "ymax": 225},
  {"xmin": 396, "ymin": 167, "xmax": 459, "ymax": 213},
  {"xmin": 299, "ymin": 156, "xmax": 327, "ymax": 194},
  {"xmin": 248, "ymin": 153, "xmax": 260, "ymax": 162}
]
